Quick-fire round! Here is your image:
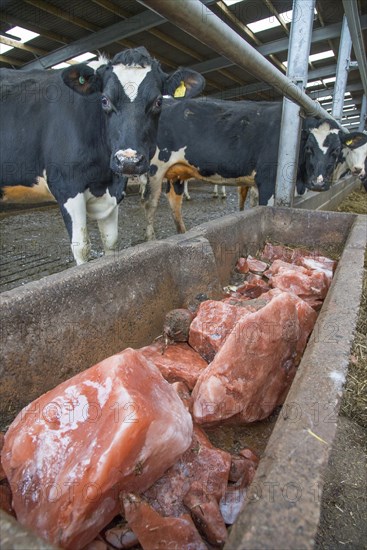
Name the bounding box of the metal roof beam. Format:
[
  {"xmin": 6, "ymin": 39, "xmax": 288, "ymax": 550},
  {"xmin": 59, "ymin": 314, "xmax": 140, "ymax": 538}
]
[
  {"xmin": 20, "ymin": 0, "xmax": 215, "ymax": 70},
  {"xmin": 309, "ymin": 82, "xmax": 364, "ymax": 99},
  {"xmin": 22, "ymin": 9, "xmax": 164, "ymax": 70},
  {"xmin": 209, "ymin": 63, "xmax": 358, "ymax": 99},
  {"xmin": 190, "ymin": 15, "xmax": 367, "ymax": 74},
  {"xmin": 138, "ymin": 0, "xmax": 340, "ymax": 123}
]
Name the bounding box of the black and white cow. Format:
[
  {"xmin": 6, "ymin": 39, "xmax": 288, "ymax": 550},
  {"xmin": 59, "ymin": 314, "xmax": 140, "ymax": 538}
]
[
  {"xmin": 332, "ymin": 131, "xmax": 367, "ymax": 186},
  {"xmin": 182, "ymin": 181, "xmax": 226, "ymax": 200},
  {"xmin": 0, "ymin": 47, "xmax": 204, "ymax": 263},
  {"xmin": 143, "ymin": 98, "xmax": 343, "ymax": 239}
]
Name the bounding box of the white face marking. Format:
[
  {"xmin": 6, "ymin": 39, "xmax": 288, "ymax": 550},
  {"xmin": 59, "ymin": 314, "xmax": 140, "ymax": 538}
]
[
  {"xmin": 113, "ymin": 64, "xmax": 152, "ymax": 102},
  {"xmin": 345, "ymin": 143, "xmax": 367, "ymax": 177},
  {"xmin": 116, "ymin": 148, "xmax": 137, "ymax": 159},
  {"xmin": 316, "ymin": 175, "xmax": 324, "ymax": 184},
  {"xmin": 311, "ymin": 124, "xmax": 339, "ymax": 155}
]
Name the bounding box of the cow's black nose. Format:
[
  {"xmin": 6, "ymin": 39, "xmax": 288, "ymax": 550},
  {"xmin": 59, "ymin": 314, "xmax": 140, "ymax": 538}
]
[
  {"xmin": 353, "ymin": 167, "xmax": 362, "ymax": 175},
  {"xmin": 113, "ymin": 150, "xmax": 149, "ymax": 176}
]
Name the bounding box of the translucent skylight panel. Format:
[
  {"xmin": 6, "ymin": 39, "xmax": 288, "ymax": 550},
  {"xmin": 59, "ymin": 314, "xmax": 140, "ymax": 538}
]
[
  {"xmin": 247, "ymin": 16, "xmax": 280, "ymax": 33},
  {"xmin": 51, "ymin": 62, "xmax": 71, "ymax": 69},
  {"xmin": 0, "ymin": 44, "xmax": 13, "ymax": 54},
  {"xmin": 306, "ymin": 80, "xmax": 323, "ymax": 88},
  {"xmin": 284, "ymin": 49, "xmax": 334, "ymax": 68},
  {"xmin": 247, "ymin": 8, "xmax": 317, "ymax": 34},
  {"xmin": 323, "ymin": 76, "xmax": 336, "ymax": 84},
  {"xmin": 223, "ymin": 0, "xmax": 243, "ymax": 6},
  {"xmin": 71, "ymin": 52, "xmax": 97, "ymax": 63},
  {"xmin": 6, "ymin": 26, "xmax": 39, "ymax": 43},
  {"xmin": 51, "ymin": 52, "xmax": 97, "ymax": 70},
  {"xmin": 309, "ymin": 50, "xmax": 334, "ymax": 62},
  {"xmin": 0, "ymin": 26, "xmax": 40, "ymax": 56}
]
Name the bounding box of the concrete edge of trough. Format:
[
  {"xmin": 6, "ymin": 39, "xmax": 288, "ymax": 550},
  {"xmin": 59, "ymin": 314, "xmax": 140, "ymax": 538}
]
[
  {"xmin": 0, "ymin": 510, "xmax": 59, "ymax": 550},
  {"xmin": 294, "ymin": 175, "xmax": 361, "ymax": 211},
  {"xmin": 226, "ymin": 213, "xmax": 367, "ymax": 549}
]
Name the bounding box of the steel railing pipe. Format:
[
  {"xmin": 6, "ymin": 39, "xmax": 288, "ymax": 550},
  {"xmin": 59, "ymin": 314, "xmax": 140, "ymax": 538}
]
[{"xmin": 138, "ymin": 0, "xmax": 342, "ymax": 126}]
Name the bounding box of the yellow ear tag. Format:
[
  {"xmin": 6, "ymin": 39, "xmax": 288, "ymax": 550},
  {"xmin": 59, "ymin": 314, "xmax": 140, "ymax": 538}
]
[
  {"xmin": 174, "ymin": 81, "xmax": 186, "ymax": 98},
  {"xmin": 346, "ymin": 139, "xmax": 353, "ymax": 146}
]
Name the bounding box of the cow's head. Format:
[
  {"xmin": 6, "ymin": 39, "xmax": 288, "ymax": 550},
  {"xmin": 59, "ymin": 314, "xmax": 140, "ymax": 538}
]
[
  {"xmin": 298, "ymin": 118, "xmax": 342, "ymax": 193},
  {"xmin": 61, "ymin": 47, "xmax": 205, "ymax": 177},
  {"xmin": 340, "ymin": 132, "xmax": 367, "ymax": 178}
]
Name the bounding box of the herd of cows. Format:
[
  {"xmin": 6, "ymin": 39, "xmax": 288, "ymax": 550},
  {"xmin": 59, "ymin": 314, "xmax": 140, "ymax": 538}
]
[{"xmin": 1, "ymin": 46, "xmax": 367, "ymax": 265}]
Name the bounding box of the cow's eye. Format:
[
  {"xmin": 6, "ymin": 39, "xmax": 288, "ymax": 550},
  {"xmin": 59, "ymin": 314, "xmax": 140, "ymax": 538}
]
[
  {"xmin": 305, "ymin": 145, "xmax": 313, "ymax": 155},
  {"xmin": 152, "ymin": 97, "xmax": 163, "ymax": 113},
  {"xmin": 101, "ymin": 95, "xmax": 111, "ymax": 111}
]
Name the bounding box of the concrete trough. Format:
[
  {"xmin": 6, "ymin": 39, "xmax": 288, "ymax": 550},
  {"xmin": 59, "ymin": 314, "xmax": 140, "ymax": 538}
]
[{"xmin": 1, "ymin": 206, "xmax": 366, "ymax": 549}]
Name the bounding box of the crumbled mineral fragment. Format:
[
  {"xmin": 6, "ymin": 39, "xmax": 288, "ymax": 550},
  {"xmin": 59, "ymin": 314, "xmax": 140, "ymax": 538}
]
[
  {"xmin": 122, "ymin": 494, "xmax": 207, "ymax": 550},
  {"xmin": 143, "ymin": 426, "xmax": 231, "ymax": 518}
]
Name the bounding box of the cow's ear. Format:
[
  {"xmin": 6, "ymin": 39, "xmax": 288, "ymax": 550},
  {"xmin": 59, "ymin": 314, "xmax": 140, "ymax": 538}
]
[
  {"xmin": 340, "ymin": 131, "xmax": 367, "ymax": 149},
  {"xmin": 61, "ymin": 63, "xmax": 103, "ymax": 95},
  {"xmin": 164, "ymin": 68, "xmax": 205, "ymax": 98}
]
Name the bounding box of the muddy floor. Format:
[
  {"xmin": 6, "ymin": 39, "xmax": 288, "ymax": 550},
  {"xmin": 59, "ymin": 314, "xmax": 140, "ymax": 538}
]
[{"xmin": 0, "ymin": 183, "xmax": 239, "ymax": 293}]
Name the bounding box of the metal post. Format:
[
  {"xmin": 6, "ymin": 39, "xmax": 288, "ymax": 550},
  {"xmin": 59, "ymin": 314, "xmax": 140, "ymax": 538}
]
[
  {"xmin": 342, "ymin": 0, "xmax": 367, "ymax": 97},
  {"xmin": 137, "ymin": 0, "xmax": 340, "ymax": 124},
  {"xmin": 331, "ymin": 16, "xmax": 352, "ymax": 122},
  {"xmin": 274, "ymin": 0, "xmax": 316, "ymax": 207},
  {"xmin": 358, "ymin": 95, "xmax": 366, "ymax": 131}
]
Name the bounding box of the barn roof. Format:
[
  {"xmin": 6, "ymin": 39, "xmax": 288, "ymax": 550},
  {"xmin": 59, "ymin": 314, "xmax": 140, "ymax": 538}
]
[{"xmin": 1, "ymin": 0, "xmax": 366, "ymax": 130}]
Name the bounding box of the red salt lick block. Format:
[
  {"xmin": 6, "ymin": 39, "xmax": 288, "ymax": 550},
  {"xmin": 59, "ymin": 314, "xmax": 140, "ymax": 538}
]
[
  {"xmin": 1, "ymin": 348, "xmax": 193, "ymax": 550},
  {"xmin": 189, "ymin": 300, "xmax": 249, "ymax": 362},
  {"xmin": 192, "ymin": 292, "xmax": 317, "ymax": 425}
]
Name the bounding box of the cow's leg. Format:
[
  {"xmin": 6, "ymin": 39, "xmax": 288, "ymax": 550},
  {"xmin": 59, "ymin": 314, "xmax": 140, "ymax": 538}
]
[
  {"xmin": 238, "ymin": 186, "xmax": 249, "ymax": 210},
  {"xmin": 183, "ymin": 181, "xmax": 191, "ymax": 200},
  {"xmin": 62, "ymin": 193, "xmax": 90, "ymax": 264},
  {"xmin": 213, "ymin": 185, "xmax": 219, "ymax": 198},
  {"xmin": 166, "ymin": 179, "xmax": 186, "ymax": 234},
  {"xmin": 143, "ymin": 175, "xmax": 162, "ymax": 240},
  {"xmin": 97, "ymin": 205, "xmax": 119, "ymax": 256},
  {"xmin": 249, "ymin": 187, "xmax": 259, "ymax": 207},
  {"xmin": 221, "ymin": 185, "xmax": 227, "ymax": 198}
]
